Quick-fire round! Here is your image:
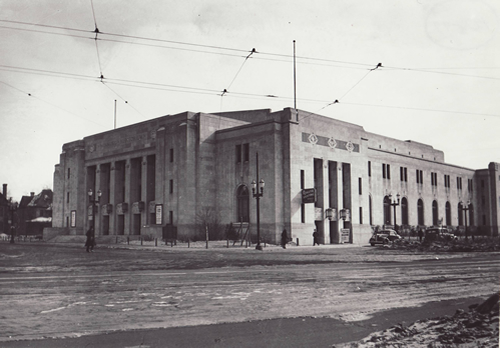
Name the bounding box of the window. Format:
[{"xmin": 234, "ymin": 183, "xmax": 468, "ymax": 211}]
[
  {"xmin": 400, "ymin": 167, "xmax": 407, "ymax": 182},
  {"xmin": 401, "ymin": 197, "xmax": 409, "ymax": 225},
  {"xmin": 444, "ymin": 175, "xmax": 450, "ymax": 188},
  {"xmin": 359, "ymin": 207, "xmax": 363, "ymax": 224},
  {"xmin": 243, "ymin": 143, "xmax": 249, "ymax": 162},
  {"xmin": 432, "ymin": 200, "xmax": 438, "ymax": 226},
  {"xmin": 369, "ymin": 195, "xmax": 373, "ymax": 225},
  {"xmin": 431, "ymin": 172, "xmax": 438, "ymax": 186},
  {"xmin": 301, "ymin": 170, "xmax": 305, "ymax": 223},
  {"xmin": 169, "ymin": 148, "xmax": 174, "ymax": 163},
  {"xmin": 382, "ymin": 163, "xmax": 390, "ymax": 179},
  {"xmin": 457, "ymin": 177, "xmax": 463, "ymax": 190},
  {"xmin": 67, "ymin": 168, "xmax": 71, "ymax": 179},
  {"xmin": 358, "ymin": 178, "xmax": 362, "ymax": 195},
  {"xmin": 368, "ymin": 161, "xmax": 371, "ymax": 177},
  {"xmin": 468, "ymin": 179, "xmax": 473, "ymax": 193},
  {"xmin": 169, "ymin": 180, "xmax": 173, "ymax": 194},
  {"xmin": 445, "ymin": 202, "xmax": 451, "ymax": 226},
  {"xmin": 236, "ymin": 143, "xmax": 249, "ymax": 164},
  {"xmin": 66, "ymin": 192, "xmax": 70, "ymax": 204},
  {"xmin": 383, "ymin": 196, "xmax": 391, "ymax": 225},
  {"xmin": 416, "ymin": 169, "xmax": 423, "ymax": 184},
  {"xmin": 236, "ymin": 144, "xmax": 242, "ymax": 163},
  {"xmin": 417, "ymin": 199, "xmax": 424, "ymax": 226}
]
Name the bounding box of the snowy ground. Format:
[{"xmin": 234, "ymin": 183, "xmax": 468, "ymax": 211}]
[{"xmin": 0, "ymin": 241, "xmax": 498, "ymax": 345}]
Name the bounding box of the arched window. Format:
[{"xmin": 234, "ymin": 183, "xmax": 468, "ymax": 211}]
[
  {"xmin": 458, "ymin": 202, "xmax": 464, "ymax": 226},
  {"xmin": 445, "ymin": 202, "xmax": 451, "ymax": 226},
  {"xmin": 401, "ymin": 197, "xmax": 409, "ymax": 226},
  {"xmin": 236, "ymin": 185, "xmax": 249, "ymax": 222},
  {"xmin": 383, "ymin": 196, "xmax": 391, "ymax": 225},
  {"xmin": 417, "ymin": 199, "xmax": 424, "ymax": 226},
  {"xmin": 432, "ymin": 200, "xmax": 439, "ymax": 226},
  {"xmin": 468, "ymin": 204, "xmax": 474, "ymax": 226}
]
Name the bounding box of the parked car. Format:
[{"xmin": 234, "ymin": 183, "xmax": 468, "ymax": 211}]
[
  {"xmin": 424, "ymin": 227, "xmax": 457, "ymax": 242},
  {"xmin": 369, "ymin": 229, "xmax": 401, "ymax": 246}
]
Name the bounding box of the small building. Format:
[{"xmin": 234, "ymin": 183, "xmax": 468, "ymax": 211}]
[
  {"xmin": 18, "ymin": 190, "xmax": 53, "ymax": 236},
  {"xmin": 48, "ymin": 108, "xmax": 500, "ymax": 244}
]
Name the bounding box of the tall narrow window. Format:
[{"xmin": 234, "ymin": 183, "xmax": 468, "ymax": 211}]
[
  {"xmin": 66, "ymin": 192, "xmax": 70, "ymax": 204},
  {"xmin": 170, "ymin": 148, "xmax": 174, "ymax": 163},
  {"xmin": 368, "ymin": 161, "xmax": 371, "ymax": 177},
  {"xmin": 243, "ymin": 143, "xmax": 249, "ymax": 162},
  {"xmin": 383, "ymin": 196, "xmax": 391, "ymax": 225},
  {"xmin": 236, "ymin": 144, "xmax": 242, "ymax": 163},
  {"xmin": 417, "ymin": 199, "xmax": 424, "ymax": 226},
  {"xmin": 67, "ymin": 168, "xmax": 71, "ymax": 179},
  {"xmin": 369, "ymin": 195, "xmax": 373, "ymax": 225},
  {"xmin": 301, "ymin": 170, "xmax": 305, "ymax": 223},
  {"xmin": 169, "ymin": 179, "xmax": 173, "ymax": 194},
  {"xmin": 445, "ymin": 202, "xmax": 451, "ymax": 226},
  {"xmin": 401, "ymin": 197, "xmax": 409, "ymax": 226},
  {"xmin": 432, "ymin": 200, "xmax": 438, "ymax": 226},
  {"xmin": 359, "ymin": 207, "xmax": 363, "ymax": 224},
  {"xmin": 382, "ymin": 164, "xmax": 386, "ymax": 179},
  {"xmin": 358, "ymin": 178, "xmax": 362, "ymax": 195}
]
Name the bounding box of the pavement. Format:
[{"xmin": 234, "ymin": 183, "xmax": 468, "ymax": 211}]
[{"xmin": 1, "ymin": 297, "xmax": 484, "ymax": 348}]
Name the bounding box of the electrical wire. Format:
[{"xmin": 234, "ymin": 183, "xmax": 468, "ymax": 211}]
[
  {"xmin": 2, "ymin": 19, "xmax": 499, "ymax": 79},
  {"xmin": 101, "ymin": 82, "xmax": 147, "ymax": 120},
  {"xmin": 2, "ymin": 62, "xmax": 499, "ymax": 119},
  {"xmin": 89, "ymin": 0, "xmax": 104, "ymax": 79},
  {"xmin": 0, "ymin": 79, "xmax": 106, "ymax": 126}
]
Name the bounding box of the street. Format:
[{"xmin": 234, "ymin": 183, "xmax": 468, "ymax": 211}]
[{"xmin": 0, "ymin": 242, "xmax": 498, "ymax": 347}]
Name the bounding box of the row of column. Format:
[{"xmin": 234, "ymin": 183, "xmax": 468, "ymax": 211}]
[{"xmin": 86, "ymin": 155, "xmax": 156, "ymax": 236}]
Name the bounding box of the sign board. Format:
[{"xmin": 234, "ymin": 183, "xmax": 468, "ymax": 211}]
[
  {"xmin": 341, "ymin": 229, "xmax": 350, "ymax": 243},
  {"xmin": 302, "ymin": 188, "xmax": 316, "ymax": 204},
  {"xmin": 155, "ymin": 204, "xmax": 163, "ymax": 225},
  {"xmin": 314, "ymin": 207, "xmax": 323, "ymax": 221}
]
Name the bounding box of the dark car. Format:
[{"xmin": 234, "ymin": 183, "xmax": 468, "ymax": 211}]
[
  {"xmin": 369, "ymin": 229, "xmax": 401, "ymax": 246},
  {"xmin": 424, "ymin": 227, "xmax": 457, "ymax": 242}
]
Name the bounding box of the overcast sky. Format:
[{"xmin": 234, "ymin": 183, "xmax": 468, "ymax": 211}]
[{"xmin": 1, "ymin": 0, "xmax": 499, "ymax": 201}]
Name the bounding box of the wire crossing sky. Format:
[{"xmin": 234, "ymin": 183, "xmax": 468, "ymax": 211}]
[{"xmin": 0, "ymin": 0, "xmax": 499, "ymax": 200}]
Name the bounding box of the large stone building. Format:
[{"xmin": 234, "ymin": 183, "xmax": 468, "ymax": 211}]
[{"xmin": 49, "ymin": 108, "xmax": 500, "ymax": 245}]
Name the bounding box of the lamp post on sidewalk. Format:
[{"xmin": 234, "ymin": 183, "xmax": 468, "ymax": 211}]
[
  {"xmin": 460, "ymin": 200, "xmax": 471, "ymax": 240},
  {"xmin": 389, "ymin": 193, "xmax": 400, "ymax": 232},
  {"xmin": 88, "ymin": 189, "xmax": 102, "ymax": 232},
  {"xmin": 251, "ymin": 153, "xmax": 265, "ymax": 251}
]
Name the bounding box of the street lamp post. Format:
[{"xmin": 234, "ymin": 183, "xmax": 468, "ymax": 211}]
[
  {"xmin": 251, "ymin": 153, "xmax": 265, "ymax": 251},
  {"xmin": 389, "ymin": 193, "xmax": 400, "ymax": 232},
  {"xmin": 460, "ymin": 200, "xmax": 471, "ymax": 240},
  {"xmin": 88, "ymin": 189, "xmax": 102, "ymax": 232},
  {"xmin": 8, "ymin": 201, "xmax": 18, "ymax": 244}
]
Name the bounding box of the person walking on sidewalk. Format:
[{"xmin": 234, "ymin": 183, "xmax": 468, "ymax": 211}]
[{"xmin": 85, "ymin": 227, "xmax": 96, "ymax": 252}]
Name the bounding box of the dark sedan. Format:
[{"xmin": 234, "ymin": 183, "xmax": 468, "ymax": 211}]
[{"xmin": 369, "ymin": 229, "xmax": 402, "ymax": 246}]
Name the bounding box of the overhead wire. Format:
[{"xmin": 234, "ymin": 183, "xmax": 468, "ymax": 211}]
[
  {"xmin": 101, "ymin": 82, "xmax": 147, "ymax": 120},
  {"xmin": 2, "ymin": 62, "xmax": 500, "ymax": 119},
  {"xmin": 0, "ymin": 79, "xmax": 106, "ymax": 126},
  {"xmin": 0, "ymin": 20, "xmax": 498, "ymax": 122},
  {"xmin": 300, "ymin": 63, "xmax": 383, "ymax": 121},
  {"xmin": 1, "ymin": 19, "xmax": 499, "ymax": 78}
]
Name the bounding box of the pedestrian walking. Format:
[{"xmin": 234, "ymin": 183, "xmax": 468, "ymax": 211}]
[
  {"xmin": 281, "ymin": 229, "xmax": 288, "ymax": 249},
  {"xmin": 85, "ymin": 227, "xmax": 95, "ymax": 252},
  {"xmin": 418, "ymin": 228, "xmax": 424, "ymax": 242},
  {"xmin": 313, "ymin": 229, "xmax": 320, "ymax": 246}
]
